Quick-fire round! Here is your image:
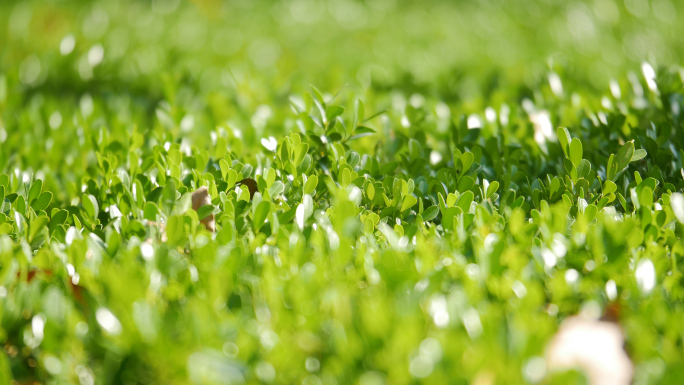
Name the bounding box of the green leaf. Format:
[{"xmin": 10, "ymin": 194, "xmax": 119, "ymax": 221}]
[
  {"xmin": 144, "ymin": 202, "xmax": 160, "ymax": 221},
  {"xmin": 459, "ymin": 152, "xmax": 474, "ymax": 174},
  {"xmin": 557, "ymin": 127, "xmax": 571, "ymax": 158},
  {"xmin": 170, "ymin": 164, "xmax": 180, "ymax": 180},
  {"xmin": 446, "ymin": 193, "xmax": 458, "ymax": 208},
  {"xmin": 576, "ymin": 159, "xmax": 591, "ymax": 179},
  {"xmin": 167, "ymin": 149, "xmax": 182, "ymax": 166},
  {"xmin": 28, "ymin": 179, "xmax": 42, "ymax": 203},
  {"xmin": 266, "ymin": 168, "xmax": 276, "ymax": 188},
  {"xmin": 339, "ymin": 168, "xmax": 351, "ymax": 186},
  {"xmin": 310, "ymin": 86, "xmax": 326, "ymax": 108},
  {"xmin": 584, "ymin": 204, "xmax": 598, "ymax": 222},
  {"xmin": 409, "ymin": 139, "xmax": 421, "ymax": 160},
  {"xmin": 28, "ymin": 215, "xmax": 49, "ymax": 244},
  {"xmin": 606, "ymin": 154, "xmax": 618, "ymax": 181},
  {"xmin": 219, "ymin": 159, "xmax": 231, "ymax": 180},
  {"xmin": 362, "ymin": 109, "xmax": 387, "ymax": 123},
  {"xmin": 639, "ymin": 186, "xmax": 653, "ymax": 208},
  {"xmin": 48, "ymin": 209, "xmax": 68, "ymax": 234},
  {"xmin": 83, "ymin": 194, "xmax": 99, "ymax": 220},
  {"xmin": 31, "ymin": 192, "xmax": 52, "ymax": 212},
  {"xmin": 632, "ymin": 148, "xmax": 647, "ymax": 162},
  {"xmin": 281, "ymin": 138, "xmax": 293, "ymax": 163},
  {"xmin": 304, "ymin": 175, "xmax": 318, "ymax": 195},
  {"xmin": 353, "ymin": 126, "xmax": 375, "ymax": 135},
  {"xmin": 294, "ymin": 143, "xmax": 309, "ymax": 166},
  {"xmin": 486, "ymin": 181, "xmax": 499, "ymax": 199},
  {"xmin": 616, "ymin": 192, "xmax": 628, "ymax": 212},
  {"xmin": 134, "ymin": 180, "xmax": 145, "ymax": 207},
  {"xmin": 421, "ymin": 206, "xmax": 439, "ymax": 221},
  {"xmin": 569, "ymin": 138, "xmax": 583, "ymax": 167},
  {"xmin": 442, "ymin": 207, "xmax": 462, "ymax": 230},
  {"xmin": 326, "ymin": 105, "xmax": 345, "ymax": 123},
  {"xmin": 226, "ymin": 169, "xmax": 238, "ymax": 189},
  {"xmin": 603, "ymin": 180, "xmax": 617, "ymax": 196},
  {"xmin": 269, "ymin": 181, "xmax": 284, "ymax": 197},
  {"xmin": 401, "ymin": 195, "xmax": 417, "ymax": 212},
  {"xmin": 197, "ymin": 204, "xmax": 214, "ymax": 221},
  {"xmin": 238, "ymin": 185, "xmax": 251, "ymax": 202},
  {"xmin": 615, "ymin": 141, "xmax": 635, "ymax": 171},
  {"xmin": 456, "ymin": 191, "xmax": 474, "ymax": 212},
  {"xmin": 166, "ymin": 215, "xmax": 185, "ymax": 245},
  {"xmin": 354, "ymin": 99, "xmax": 364, "ymax": 127},
  {"xmin": 347, "ymin": 127, "xmax": 376, "ymax": 141},
  {"xmin": 457, "ymin": 176, "xmax": 474, "ymax": 192},
  {"xmin": 174, "ymin": 193, "xmax": 192, "ymax": 216},
  {"xmin": 253, "ymin": 201, "xmax": 271, "ymax": 230}
]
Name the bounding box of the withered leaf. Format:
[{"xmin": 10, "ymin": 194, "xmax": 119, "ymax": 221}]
[{"xmin": 192, "ymin": 186, "xmax": 215, "ymax": 232}]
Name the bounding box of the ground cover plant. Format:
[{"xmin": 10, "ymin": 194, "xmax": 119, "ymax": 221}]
[{"xmin": 1, "ymin": 0, "xmax": 684, "ymax": 384}]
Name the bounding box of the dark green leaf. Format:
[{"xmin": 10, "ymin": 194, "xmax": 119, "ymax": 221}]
[{"xmin": 31, "ymin": 192, "xmax": 52, "ymax": 211}]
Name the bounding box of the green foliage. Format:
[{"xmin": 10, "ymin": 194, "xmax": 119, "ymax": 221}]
[
  {"xmin": 2, "ymin": 68, "xmax": 683, "ymax": 382},
  {"xmin": 1, "ymin": 0, "xmax": 684, "ymax": 384}
]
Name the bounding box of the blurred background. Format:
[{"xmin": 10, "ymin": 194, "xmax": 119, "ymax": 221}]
[{"xmin": 1, "ymin": 0, "xmax": 682, "ymax": 98}]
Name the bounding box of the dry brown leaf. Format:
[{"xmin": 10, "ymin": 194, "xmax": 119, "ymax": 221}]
[{"xmin": 192, "ymin": 186, "xmax": 215, "ymax": 232}]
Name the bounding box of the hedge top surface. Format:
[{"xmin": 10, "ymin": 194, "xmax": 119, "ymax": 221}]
[{"xmin": 1, "ymin": 68, "xmax": 683, "ymax": 383}]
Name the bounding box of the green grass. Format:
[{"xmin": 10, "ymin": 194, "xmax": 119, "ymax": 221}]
[{"xmin": 1, "ymin": 0, "xmax": 684, "ymax": 384}]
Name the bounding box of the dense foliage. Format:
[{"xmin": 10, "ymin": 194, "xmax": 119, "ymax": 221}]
[{"xmin": 2, "ymin": 0, "xmax": 684, "ymax": 384}]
